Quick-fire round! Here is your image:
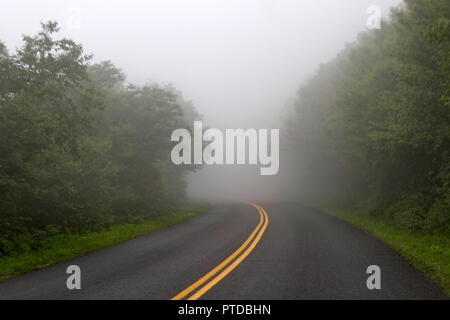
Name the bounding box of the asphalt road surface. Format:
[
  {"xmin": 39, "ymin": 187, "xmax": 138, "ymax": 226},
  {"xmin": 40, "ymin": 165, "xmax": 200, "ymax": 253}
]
[{"xmin": 0, "ymin": 202, "xmax": 447, "ymax": 299}]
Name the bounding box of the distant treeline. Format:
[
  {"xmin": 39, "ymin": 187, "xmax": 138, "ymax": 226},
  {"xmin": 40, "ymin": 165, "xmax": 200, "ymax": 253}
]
[
  {"xmin": 283, "ymin": 0, "xmax": 449, "ymax": 234},
  {"xmin": 0, "ymin": 22, "xmax": 199, "ymax": 256}
]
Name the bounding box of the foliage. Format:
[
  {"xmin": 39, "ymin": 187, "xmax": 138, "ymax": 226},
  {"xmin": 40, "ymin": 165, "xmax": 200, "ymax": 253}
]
[
  {"xmin": 285, "ymin": 0, "xmax": 450, "ymax": 235},
  {"xmin": 0, "ymin": 22, "xmax": 200, "ymax": 257}
]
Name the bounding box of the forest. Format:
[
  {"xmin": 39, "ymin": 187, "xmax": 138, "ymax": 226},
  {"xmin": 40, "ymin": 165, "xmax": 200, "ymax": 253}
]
[
  {"xmin": 283, "ymin": 0, "xmax": 449, "ymax": 235},
  {"xmin": 0, "ymin": 22, "xmax": 199, "ymax": 257},
  {"xmin": 0, "ymin": 0, "xmax": 448, "ymax": 274}
]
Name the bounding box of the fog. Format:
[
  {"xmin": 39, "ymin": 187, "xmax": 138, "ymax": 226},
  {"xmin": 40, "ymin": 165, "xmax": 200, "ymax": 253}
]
[{"xmin": 0, "ymin": 0, "xmax": 402, "ymax": 202}]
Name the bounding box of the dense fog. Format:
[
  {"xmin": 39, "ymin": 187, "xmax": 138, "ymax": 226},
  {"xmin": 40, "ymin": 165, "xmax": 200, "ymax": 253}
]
[{"xmin": 0, "ymin": 0, "xmax": 403, "ymax": 203}]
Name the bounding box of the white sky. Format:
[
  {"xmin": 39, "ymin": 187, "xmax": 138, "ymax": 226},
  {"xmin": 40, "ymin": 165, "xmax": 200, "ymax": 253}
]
[
  {"xmin": 0, "ymin": 0, "xmax": 402, "ymax": 129},
  {"xmin": 0, "ymin": 0, "xmax": 404, "ymax": 199}
]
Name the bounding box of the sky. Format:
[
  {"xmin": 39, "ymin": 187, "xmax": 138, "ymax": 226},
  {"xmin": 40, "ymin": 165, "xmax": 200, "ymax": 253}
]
[{"xmin": 0, "ymin": 0, "xmax": 403, "ymax": 200}]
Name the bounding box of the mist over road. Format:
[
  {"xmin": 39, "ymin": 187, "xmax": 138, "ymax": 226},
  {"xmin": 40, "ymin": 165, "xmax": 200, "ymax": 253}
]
[{"xmin": 0, "ymin": 203, "xmax": 446, "ymax": 300}]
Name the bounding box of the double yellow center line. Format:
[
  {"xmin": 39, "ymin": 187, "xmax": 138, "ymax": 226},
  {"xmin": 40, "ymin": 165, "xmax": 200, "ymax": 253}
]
[{"xmin": 171, "ymin": 202, "xmax": 269, "ymax": 300}]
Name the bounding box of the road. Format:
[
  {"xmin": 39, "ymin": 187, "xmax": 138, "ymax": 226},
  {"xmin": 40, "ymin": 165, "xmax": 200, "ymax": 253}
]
[{"xmin": 0, "ymin": 202, "xmax": 447, "ymax": 299}]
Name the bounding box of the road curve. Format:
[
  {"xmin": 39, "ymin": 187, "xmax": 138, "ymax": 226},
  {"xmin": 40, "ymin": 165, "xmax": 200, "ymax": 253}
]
[{"xmin": 0, "ymin": 202, "xmax": 447, "ymax": 299}]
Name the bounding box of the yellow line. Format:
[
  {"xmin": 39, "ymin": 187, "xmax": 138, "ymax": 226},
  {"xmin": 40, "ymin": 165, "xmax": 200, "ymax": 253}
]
[
  {"xmin": 171, "ymin": 202, "xmax": 265, "ymax": 300},
  {"xmin": 188, "ymin": 204, "xmax": 268, "ymax": 300}
]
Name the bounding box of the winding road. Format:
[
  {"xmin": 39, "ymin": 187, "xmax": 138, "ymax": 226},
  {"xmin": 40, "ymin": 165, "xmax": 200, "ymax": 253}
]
[{"xmin": 0, "ymin": 202, "xmax": 447, "ymax": 299}]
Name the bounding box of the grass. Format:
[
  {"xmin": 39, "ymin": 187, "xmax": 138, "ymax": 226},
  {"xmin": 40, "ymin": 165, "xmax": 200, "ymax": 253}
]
[
  {"xmin": 0, "ymin": 203, "xmax": 209, "ymax": 281},
  {"xmin": 320, "ymin": 207, "xmax": 450, "ymax": 296}
]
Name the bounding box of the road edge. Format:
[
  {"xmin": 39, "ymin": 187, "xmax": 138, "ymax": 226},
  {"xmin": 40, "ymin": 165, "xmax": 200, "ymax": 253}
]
[
  {"xmin": 317, "ymin": 207, "xmax": 449, "ymax": 297},
  {"xmin": 0, "ymin": 203, "xmax": 209, "ymax": 282}
]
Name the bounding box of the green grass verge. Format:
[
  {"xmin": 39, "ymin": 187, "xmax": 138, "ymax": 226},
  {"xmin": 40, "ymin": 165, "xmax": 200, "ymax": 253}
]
[
  {"xmin": 321, "ymin": 207, "xmax": 450, "ymax": 296},
  {"xmin": 0, "ymin": 203, "xmax": 209, "ymax": 281}
]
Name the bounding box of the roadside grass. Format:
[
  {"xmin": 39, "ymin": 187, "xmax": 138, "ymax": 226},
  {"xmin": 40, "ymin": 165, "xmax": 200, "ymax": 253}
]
[
  {"xmin": 321, "ymin": 207, "xmax": 450, "ymax": 296},
  {"xmin": 0, "ymin": 203, "xmax": 209, "ymax": 281}
]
